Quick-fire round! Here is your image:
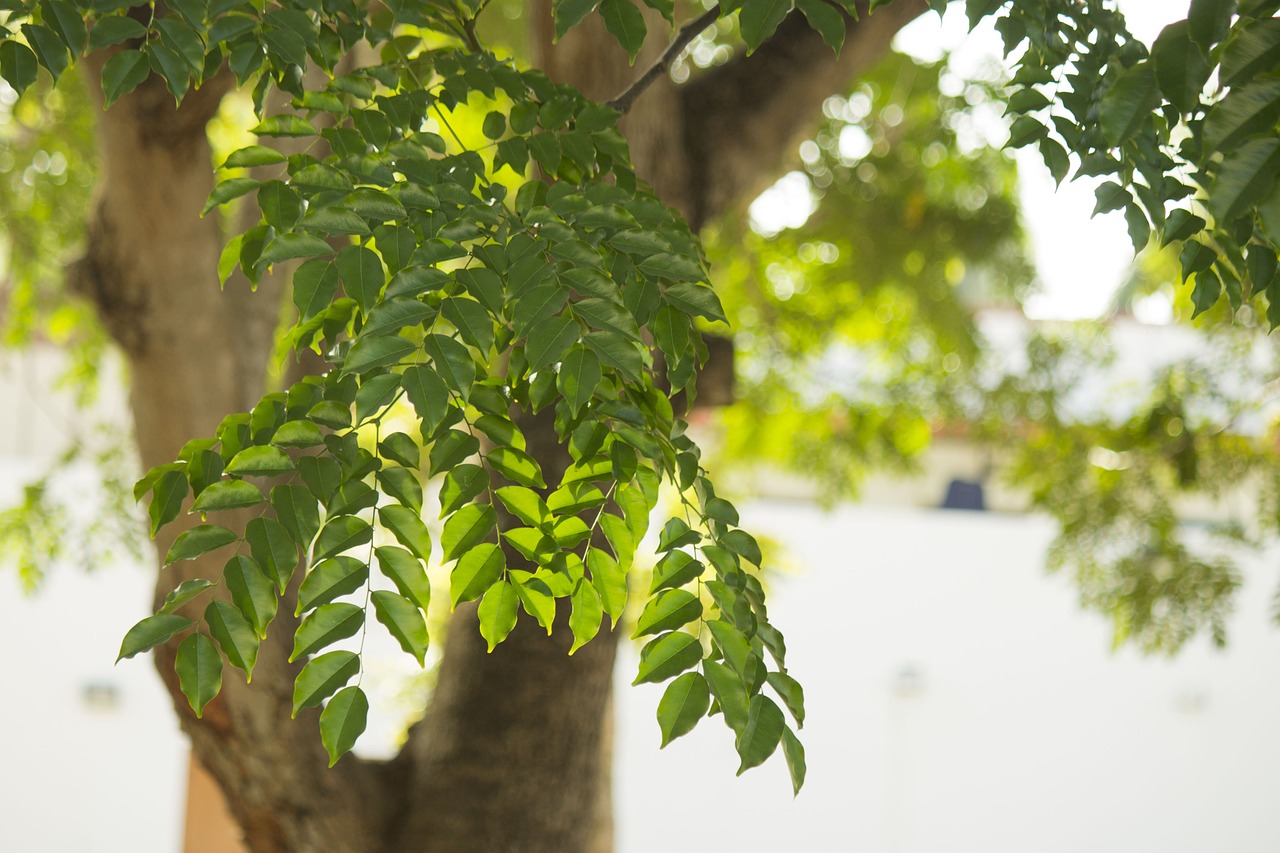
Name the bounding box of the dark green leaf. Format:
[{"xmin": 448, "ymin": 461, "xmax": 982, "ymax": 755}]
[
  {"xmin": 736, "ymin": 695, "xmax": 785, "ymax": 774},
  {"xmin": 451, "ymin": 542, "xmax": 506, "ymax": 605},
  {"xmin": 657, "ymin": 671, "xmax": 710, "ymax": 747},
  {"xmin": 271, "ymin": 484, "xmax": 320, "ymax": 548},
  {"xmin": 599, "ymin": 0, "xmax": 647, "ymax": 62},
  {"xmin": 312, "ymin": 516, "xmax": 373, "ymax": 562},
  {"xmin": 739, "ymin": 0, "xmax": 793, "ymax": 52},
  {"xmin": 191, "ymin": 479, "xmax": 264, "ymax": 512},
  {"xmin": 149, "ymin": 469, "xmax": 188, "ymax": 536},
  {"xmin": 223, "ymin": 555, "xmax": 278, "ymax": 637},
  {"xmin": 292, "ymin": 650, "xmax": 359, "ymax": 716},
  {"xmin": 380, "ymin": 505, "xmax": 434, "ymax": 561},
  {"xmin": 164, "ymin": 524, "xmax": 237, "ymax": 565},
  {"xmin": 1204, "ymin": 78, "xmax": 1280, "ymax": 154},
  {"xmin": 634, "ymin": 631, "xmax": 702, "ymax": 685},
  {"xmin": 176, "ymin": 633, "xmax": 223, "ymax": 718},
  {"xmin": 205, "ymin": 600, "xmax": 260, "ymax": 680},
  {"xmin": 1099, "ymin": 62, "xmax": 1158, "ymax": 147},
  {"xmin": 297, "ymin": 557, "xmax": 369, "ymax": 614},
  {"xmin": 441, "ymin": 504, "xmax": 497, "ymax": 562},
  {"xmin": 291, "ymin": 603, "xmax": 364, "ymax": 661},
  {"xmin": 478, "ymin": 580, "xmax": 520, "ymax": 651},
  {"xmin": 375, "ymin": 546, "xmax": 431, "ymax": 611},
  {"xmin": 320, "ymin": 685, "xmax": 368, "ymax": 766},
  {"xmin": 118, "ymin": 613, "xmax": 193, "ymax": 661},
  {"xmin": 634, "ymin": 588, "xmax": 702, "ymax": 637},
  {"xmin": 0, "ymin": 42, "xmax": 39, "ymax": 97},
  {"xmin": 372, "ymin": 590, "xmax": 429, "ymax": 665},
  {"xmin": 569, "ymin": 579, "xmax": 604, "ymax": 653},
  {"xmin": 225, "ymin": 445, "xmax": 294, "ymax": 477}
]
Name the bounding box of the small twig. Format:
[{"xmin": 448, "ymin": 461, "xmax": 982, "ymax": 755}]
[{"xmin": 607, "ymin": 5, "xmax": 722, "ymax": 114}]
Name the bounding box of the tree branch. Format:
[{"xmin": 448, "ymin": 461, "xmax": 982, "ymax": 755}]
[
  {"xmin": 678, "ymin": 0, "xmax": 929, "ymax": 229},
  {"xmin": 607, "ymin": 5, "xmax": 721, "ymax": 113}
]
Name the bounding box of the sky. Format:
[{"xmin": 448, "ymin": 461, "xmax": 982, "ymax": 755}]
[{"xmin": 750, "ymin": 1, "xmax": 1186, "ymax": 321}]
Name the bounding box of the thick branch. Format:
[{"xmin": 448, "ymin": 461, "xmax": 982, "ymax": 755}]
[
  {"xmin": 679, "ymin": 0, "xmax": 929, "ymax": 228},
  {"xmin": 607, "ymin": 5, "xmax": 721, "ymax": 113}
]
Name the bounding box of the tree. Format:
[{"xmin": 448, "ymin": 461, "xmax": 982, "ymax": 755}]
[{"xmin": 2, "ymin": 0, "xmax": 1280, "ymax": 851}]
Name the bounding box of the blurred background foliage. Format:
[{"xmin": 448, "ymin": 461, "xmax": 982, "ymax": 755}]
[{"xmin": 4, "ymin": 9, "xmax": 1280, "ymax": 653}]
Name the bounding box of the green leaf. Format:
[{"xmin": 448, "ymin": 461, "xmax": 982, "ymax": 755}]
[
  {"xmin": 118, "ymin": 613, "xmax": 193, "ymax": 661},
  {"xmin": 355, "ymin": 373, "xmax": 403, "ymax": 423},
  {"xmin": 149, "ymin": 469, "xmax": 188, "ymax": 536},
  {"xmin": 43, "ymin": 0, "xmax": 87, "ymax": 52},
  {"xmin": 704, "ymin": 659, "xmax": 749, "ymax": 733},
  {"xmin": 1162, "ymin": 209, "xmax": 1207, "ymax": 247},
  {"xmin": 372, "ymin": 590, "xmax": 430, "ymax": 665},
  {"xmin": 319, "ymin": 685, "xmax": 368, "ymax": 766},
  {"xmin": 202, "ymin": 177, "xmax": 262, "ymax": 216},
  {"xmin": 487, "ymin": 446, "xmax": 547, "ymax": 488},
  {"xmin": 495, "ymin": 486, "xmax": 551, "ymax": 527},
  {"xmin": 1192, "ymin": 268, "xmax": 1222, "ymax": 317},
  {"xmin": 271, "ymin": 484, "xmax": 320, "ymax": 549},
  {"xmin": 513, "ymin": 573, "xmax": 556, "ymax": 631},
  {"xmin": 451, "ymin": 542, "xmax": 506, "ymax": 605},
  {"xmin": 192, "ymin": 478, "xmax": 264, "ymax": 512},
  {"xmin": 292, "ymin": 650, "xmax": 359, "ymax": 717},
  {"xmin": 225, "ymin": 445, "xmax": 294, "ymax": 477},
  {"xmin": 633, "ymin": 631, "xmax": 702, "ymax": 685},
  {"xmin": 1204, "ymin": 78, "xmax": 1280, "ymax": 155},
  {"xmin": 337, "ymin": 245, "xmax": 385, "ymax": 315},
  {"xmin": 159, "ymin": 579, "xmax": 216, "ymax": 615},
  {"xmin": 205, "ymin": 600, "xmax": 260, "ymax": 680},
  {"xmin": 442, "ymin": 504, "xmax": 498, "ymax": 562},
  {"xmin": 442, "ymin": 298, "xmax": 496, "ymax": 355},
  {"xmin": 224, "ymin": 555, "xmax": 278, "ymax": 637},
  {"xmin": 364, "ymin": 297, "xmax": 434, "ymax": 338},
  {"xmin": 601, "ymin": 512, "xmax": 635, "ymax": 569},
  {"xmin": 525, "ymin": 315, "xmax": 580, "ymax": 369},
  {"xmin": 164, "ymin": 524, "xmax": 237, "ymax": 565},
  {"xmin": 252, "ymin": 115, "xmax": 318, "ymax": 137},
  {"xmin": 0, "ymin": 42, "xmax": 39, "ymax": 97},
  {"xmin": 657, "ymin": 671, "xmax": 710, "ymax": 747},
  {"xmin": 478, "ymin": 580, "xmax": 520, "ymax": 651},
  {"xmin": 724, "ymin": 529, "xmax": 763, "ymax": 566},
  {"xmin": 648, "ymin": 550, "xmax": 702, "ymax": 594},
  {"xmin": 1209, "ymin": 138, "xmax": 1280, "ymax": 224},
  {"xmin": 291, "ymin": 602, "xmax": 365, "ymax": 661},
  {"xmin": 736, "ymin": 695, "xmax": 785, "ymax": 774},
  {"xmin": 375, "ymin": 546, "xmax": 431, "ymax": 611},
  {"xmin": 766, "ymin": 671, "xmax": 805, "ymax": 727},
  {"xmin": 1188, "ymin": 0, "xmax": 1236, "ymax": 51},
  {"xmin": 781, "ymin": 725, "xmax": 806, "ymax": 794},
  {"xmin": 402, "ymin": 365, "xmax": 453, "ymax": 437},
  {"xmin": 176, "ymin": 633, "xmax": 223, "ymax": 718},
  {"xmin": 553, "ymin": 0, "xmax": 603, "ymax": 39},
  {"xmin": 260, "ymin": 233, "xmax": 334, "ymax": 266},
  {"xmin": 599, "ymin": 0, "xmax": 647, "ymax": 62},
  {"xmin": 1152, "ymin": 21, "xmax": 1211, "ymax": 113},
  {"xmin": 312, "ymin": 516, "xmax": 373, "ymax": 562},
  {"xmin": 259, "ymin": 181, "xmax": 303, "ymax": 230},
  {"xmin": 634, "ymin": 588, "xmax": 702, "ymax": 637},
  {"xmin": 1099, "ymin": 61, "xmax": 1158, "ymax": 147},
  {"xmin": 739, "ymin": 0, "xmax": 793, "ymax": 52},
  {"xmin": 1222, "ymin": 18, "xmax": 1280, "ymax": 88},
  {"xmin": 342, "ymin": 334, "xmax": 417, "ymax": 376},
  {"xmin": 568, "ymin": 578, "xmax": 604, "ymax": 654},
  {"xmin": 222, "ymin": 145, "xmax": 289, "ymax": 169},
  {"xmin": 641, "ymin": 252, "xmax": 703, "ymax": 282},
  {"xmin": 379, "ymin": 505, "xmax": 434, "ymax": 561},
  {"xmin": 794, "ymin": 0, "xmax": 844, "ymax": 53},
  {"xmin": 440, "ymin": 463, "xmax": 487, "ymax": 516},
  {"xmin": 379, "ymin": 432, "xmax": 421, "ymax": 468},
  {"xmin": 297, "ymin": 557, "xmax": 369, "ymax": 614},
  {"xmin": 272, "ymin": 420, "xmax": 324, "ymax": 449},
  {"xmin": 588, "ymin": 546, "xmax": 627, "ymax": 626},
  {"xmin": 482, "ymin": 110, "xmax": 507, "ymax": 140},
  {"xmin": 378, "ymin": 467, "xmax": 423, "ymax": 515},
  {"xmin": 423, "ymin": 334, "xmax": 477, "ymax": 400}
]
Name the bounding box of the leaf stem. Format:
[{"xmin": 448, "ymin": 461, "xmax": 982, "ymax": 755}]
[{"xmin": 607, "ymin": 5, "xmax": 722, "ymax": 114}]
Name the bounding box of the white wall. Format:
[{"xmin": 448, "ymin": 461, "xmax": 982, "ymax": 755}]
[{"xmin": 616, "ymin": 503, "xmax": 1280, "ymax": 853}]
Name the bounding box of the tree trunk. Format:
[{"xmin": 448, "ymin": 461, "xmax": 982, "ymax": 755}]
[{"xmin": 74, "ymin": 4, "xmax": 924, "ymax": 851}]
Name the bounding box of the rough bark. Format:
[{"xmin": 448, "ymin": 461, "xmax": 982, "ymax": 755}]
[{"xmin": 72, "ymin": 3, "xmax": 927, "ymax": 851}]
